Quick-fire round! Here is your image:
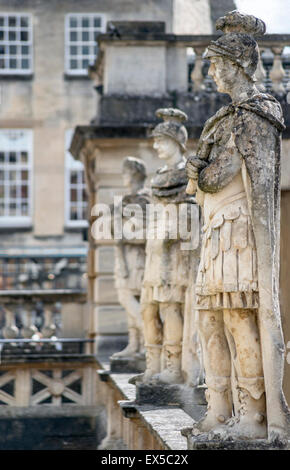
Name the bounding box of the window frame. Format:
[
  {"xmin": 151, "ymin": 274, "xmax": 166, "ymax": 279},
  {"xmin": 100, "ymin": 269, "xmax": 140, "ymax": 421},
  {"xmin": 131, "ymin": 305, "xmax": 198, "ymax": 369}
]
[
  {"xmin": 65, "ymin": 129, "xmax": 88, "ymax": 228},
  {"xmin": 0, "ymin": 13, "xmax": 33, "ymax": 76},
  {"xmin": 0, "ymin": 129, "xmax": 33, "ymax": 228},
  {"xmin": 64, "ymin": 13, "xmax": 106, "ymax": 76}
]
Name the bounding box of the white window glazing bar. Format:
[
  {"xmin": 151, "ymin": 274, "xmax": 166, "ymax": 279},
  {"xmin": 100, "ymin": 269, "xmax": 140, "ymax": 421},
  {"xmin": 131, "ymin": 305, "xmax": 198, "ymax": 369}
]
[{"xmin": 0, "ymin": 13, "xmax": 33, "ymax": 75}]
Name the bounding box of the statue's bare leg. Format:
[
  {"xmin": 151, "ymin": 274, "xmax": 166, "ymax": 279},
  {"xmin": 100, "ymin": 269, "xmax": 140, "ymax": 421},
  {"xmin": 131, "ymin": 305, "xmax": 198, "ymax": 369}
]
[
  {"xmin": 192, "ymin": 309, "xmax": 232, "ymax": 434},
  {"xmin": 112, "ymin": 288, "xmax": 142, "ymax": 358},
  {"xmin": 129, "ymin": 302, "xmax": 162, "ymax": 384},
  {"xmin": 152, "ymin": 302, "xmax": 183, "ymax": 384},
  {"xmin": 215, "ymin": 308, "xmax": 267, "ymax": 440}
]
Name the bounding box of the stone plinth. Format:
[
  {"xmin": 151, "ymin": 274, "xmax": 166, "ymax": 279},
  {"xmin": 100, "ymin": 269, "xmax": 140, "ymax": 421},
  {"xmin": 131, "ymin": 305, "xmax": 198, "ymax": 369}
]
[
  {"xmin": 184, "ymin": 432, "xmax": 290, "ymax": 450},
  {"xmin": 136, "ymin": 383, "xmax": 206, "ymax": 422}
]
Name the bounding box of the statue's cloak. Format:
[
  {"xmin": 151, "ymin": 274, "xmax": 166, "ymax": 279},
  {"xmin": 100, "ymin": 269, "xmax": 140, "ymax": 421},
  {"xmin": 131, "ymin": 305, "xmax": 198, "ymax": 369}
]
[{"xmin": 198, "ymin": 93, "xmax": 290, "ymax": 438}]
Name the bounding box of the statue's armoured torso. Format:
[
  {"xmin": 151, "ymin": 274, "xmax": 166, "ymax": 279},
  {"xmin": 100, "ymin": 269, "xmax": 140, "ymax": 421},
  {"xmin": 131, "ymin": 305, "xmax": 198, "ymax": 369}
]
[
  {"xmin": 142, "ymin": 162, "xmax": 194, "ymax": 304},
  {"xmin": 114, "ymin": 190, "xmax": 148, "ymax": 293},
  {"xmin": 195, "ymin": 111, "xmax": 258, "ymax": 310}
]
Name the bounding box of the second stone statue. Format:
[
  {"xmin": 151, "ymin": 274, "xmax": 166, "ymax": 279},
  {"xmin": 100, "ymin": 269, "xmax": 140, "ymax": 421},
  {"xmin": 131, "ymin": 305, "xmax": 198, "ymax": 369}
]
[{"xmin": 131, "ymin": 108, "xmax": 198, "ymax": 389}]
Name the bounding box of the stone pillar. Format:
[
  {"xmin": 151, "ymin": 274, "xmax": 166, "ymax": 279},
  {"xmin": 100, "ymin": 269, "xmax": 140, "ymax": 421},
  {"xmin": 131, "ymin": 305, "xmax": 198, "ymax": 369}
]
[{"xmin": 173, "ymin": 0, "xmax": 212, "ymax": 34}]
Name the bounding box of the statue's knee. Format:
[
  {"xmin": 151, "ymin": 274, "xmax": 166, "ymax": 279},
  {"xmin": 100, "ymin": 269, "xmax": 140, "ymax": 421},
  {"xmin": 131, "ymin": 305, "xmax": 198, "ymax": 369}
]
[
  {"xmin": 199, "ymin": 311, "xmax": 223, "ymax": 337},
  {"xmin": 224, "ymin": 309, "xmax": 258, "ymax": 336},
  {"xmin": 142, "ymin": 303, "xmax": 158, "ymax": 322}
]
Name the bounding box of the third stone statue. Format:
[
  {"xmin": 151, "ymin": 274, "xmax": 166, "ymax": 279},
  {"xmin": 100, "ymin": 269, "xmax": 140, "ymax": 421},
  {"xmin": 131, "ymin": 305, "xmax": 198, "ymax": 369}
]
[
  {"xmin": 111, "ymin": 156, "xmax": 149, "ymax": 367},
  {"xmin": 186, "ymin": 10, "xmax": 289, "ymax": 443}
]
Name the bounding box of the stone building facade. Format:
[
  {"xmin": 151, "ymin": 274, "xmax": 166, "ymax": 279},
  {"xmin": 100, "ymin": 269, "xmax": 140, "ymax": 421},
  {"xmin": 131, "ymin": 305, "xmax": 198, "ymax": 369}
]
[
  {"xmin": 0, "ymin": 0, "xmax": 239, "ymax": 449},
  {"xmin": 0, "ymin": 0, "xmax": 232, "ymax": 351},
  {"xmin": 5, "ymin": 0, "xmax": 290, "ymax": 451}
]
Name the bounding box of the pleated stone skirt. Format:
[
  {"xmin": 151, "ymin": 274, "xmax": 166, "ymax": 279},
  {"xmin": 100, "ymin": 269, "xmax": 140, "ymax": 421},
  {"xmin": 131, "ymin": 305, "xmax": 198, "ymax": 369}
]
[{"xmin": 195, "ymin": 195, "xmax": 259, "ymax": 310}]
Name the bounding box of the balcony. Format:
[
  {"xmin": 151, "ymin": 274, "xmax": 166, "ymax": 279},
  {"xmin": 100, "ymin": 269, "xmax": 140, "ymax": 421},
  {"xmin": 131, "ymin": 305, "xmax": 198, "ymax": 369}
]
[
  {"xmin": 0, "ymin": 254, "xmax": 98, "ymax": 418},
  {"xmin": 0, "ymin": 254, "xmax": 87, "ymax": 294},
  {"xmin": 187, "ymin": 34, "xmax": 290, "ymax": 96},
  {"xmin": 86, "ymin": 25, "xmax": 290, "ymax": 140},
  {"xmin": 0, "ymin": 254, "xmax": 91, "ymax": 361}
]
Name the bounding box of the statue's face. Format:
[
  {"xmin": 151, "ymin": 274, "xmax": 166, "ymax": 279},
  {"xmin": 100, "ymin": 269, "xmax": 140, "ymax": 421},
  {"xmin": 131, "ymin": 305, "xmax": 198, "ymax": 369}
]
[
  {"xmin": 123, "ymin": 169, "xmax": 133, "ymax": 188},
  {"xmin": 208, "ymin": 56, "xmax": 237, "ymax": 94},
  {"xmin": 153, "ymin": 136, "xmax": 180, "ymax": 161}
]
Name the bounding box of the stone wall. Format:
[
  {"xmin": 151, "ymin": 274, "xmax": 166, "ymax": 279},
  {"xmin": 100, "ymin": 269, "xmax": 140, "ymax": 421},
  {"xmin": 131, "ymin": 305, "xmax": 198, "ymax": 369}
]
[{"xmin": 173, "ymin": 0, "xmax": 212, "ymax": 34}]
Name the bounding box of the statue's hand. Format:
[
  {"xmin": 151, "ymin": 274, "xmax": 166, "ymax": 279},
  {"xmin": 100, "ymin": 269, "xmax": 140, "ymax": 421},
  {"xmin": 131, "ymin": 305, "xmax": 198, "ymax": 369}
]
[{"xmin": 186, "ymin": 156, "xmax": 207, "ymax": 180}]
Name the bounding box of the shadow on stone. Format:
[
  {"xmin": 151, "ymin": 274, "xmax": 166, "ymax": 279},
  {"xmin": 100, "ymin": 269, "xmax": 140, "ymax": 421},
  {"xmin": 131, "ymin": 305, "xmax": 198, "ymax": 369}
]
[
  {"xmin": 110, "ymin": 355, "xmax": 146, "ymax": 374},
  {"xmin": 136, "ymin": 382, "xmax": 207, "ymax": 422},
  {"xmin": 186, "ymin": 432, "xmax": 290, "ymax": 450}
]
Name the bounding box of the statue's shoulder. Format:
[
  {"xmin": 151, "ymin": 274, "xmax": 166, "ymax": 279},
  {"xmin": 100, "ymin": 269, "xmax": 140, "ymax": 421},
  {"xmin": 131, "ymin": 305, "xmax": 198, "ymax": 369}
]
[
  {"xmin": 204, "ymin": 104, "xmax": 233, "ymax": 127},
  {"xmin": 199, "ymin": 105, "xmax": 234, "ymax": 143},
  {"xmin": 237, "ymin": 93, "xmax": 285, "ymax": 131}
]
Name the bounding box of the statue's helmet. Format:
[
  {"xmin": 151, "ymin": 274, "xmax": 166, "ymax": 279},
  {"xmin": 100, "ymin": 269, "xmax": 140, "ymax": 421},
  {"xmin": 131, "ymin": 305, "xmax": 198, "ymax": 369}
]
[
  {"xmin": 123, "ymin": 156, "xmax": 147, "ymax": 180},
  {"xmin": 151, "ymin": 108, "xmax": 188, "ymax": 153},
  {"xmin": 204, "ymin": 10, "xmax": 266, "ymax": 81}
]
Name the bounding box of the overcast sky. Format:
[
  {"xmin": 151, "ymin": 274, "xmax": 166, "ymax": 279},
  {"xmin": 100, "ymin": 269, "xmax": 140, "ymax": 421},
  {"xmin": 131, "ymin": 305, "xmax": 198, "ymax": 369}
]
[{"xmin": 235, "ymin": 0, "xmax": 290, "ymax": 33}]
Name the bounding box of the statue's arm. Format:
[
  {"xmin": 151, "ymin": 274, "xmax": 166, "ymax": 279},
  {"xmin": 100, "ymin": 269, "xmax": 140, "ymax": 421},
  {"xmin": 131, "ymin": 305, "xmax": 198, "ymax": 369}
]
[
  {"xmin": 198, "ymin": 138, "xmax": 242, "ymax": 193},
  {"xmin": 115, "ymin": 240, "xmax": 129, "ymax": 278}
]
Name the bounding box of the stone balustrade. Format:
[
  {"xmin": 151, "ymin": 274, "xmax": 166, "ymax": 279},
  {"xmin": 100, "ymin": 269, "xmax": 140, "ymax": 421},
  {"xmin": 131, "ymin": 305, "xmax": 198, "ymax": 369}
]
[
  {"xmin": 0, "ymin": 301, "xmax": 95, "ymax": 361},
  {"xmin": 92, "ymin": 28, "xmax": 290, "ymax": 98},
  {"xmin": 0, "ymin": 255, "xmax": 87, "ymax": 293},
  {"xmin": 0, "ymin": 300, "xmax": 61, "ymax": 341},
  {"xmin": 187, "ymin": 35, "xmax": 290, "ymax": 95},
  {"xmin": 0, "ymin": 254, "xmax": 88, "ymax": 355},
  {"xmin": 88, "ymin": 29, "xmax": 290, "ymax": 134},
  {"xmin": 96, "ymin": 360, "xmax": 193, "ymax": 451}
]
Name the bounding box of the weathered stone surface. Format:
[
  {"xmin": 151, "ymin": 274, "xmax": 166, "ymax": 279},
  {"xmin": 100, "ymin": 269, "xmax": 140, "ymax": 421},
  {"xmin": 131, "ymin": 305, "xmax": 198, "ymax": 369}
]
[
  {"xmin": 106, "ymin": 21, "xmax": 166, "ymax": 35},
  {"xmin": 0, "ymin": 415, "xmax": 105, "ymax": 450},
  {"xmin": 173, "ymin": 0, "xmax": 212, "ymax": 35},
  {"xmin": 97, "ymin": 95, "xmax": 173, "ymax": 126},
  {"xmin": 104, "ymin": 45, "xmax": 167, "ymax": 96},
  {"xmin": 185, "ymin": 10, "xmax": 289, "ymax": 442},
  {"xmin": 95, "ymin": 334, "xmax": 128, "ymax": 360},
  {"xmin": 94, "ymin": 306, "xmax": 127, "ymax": 335},
  {"xmin": 139, "ymin": 107, "xmax": 200, "ymax": 387},
  {"xmin": 209, "ymin": 0, "xmax": 236, "ymax": 31},
  {"xmin": 110, "ymin": 157, "xmax": 149, "ymax": 360},
  {"xmin": 94, "ymin": 276, "xmax": 119, "ymax": 304},
  {"xmin": 110, "ymin": 356, "xmax": 146, "ymax": 374},
  {"xmin": 186, "ymin": 434, "xmax": 290, "ymax": 450},
  {"xmin": 95, "ymin": 246, "xmax": 115, "ymax": 274},
  {"xmin": 136, "ymin": 383, "xmax": 206, "ymax": 422}
]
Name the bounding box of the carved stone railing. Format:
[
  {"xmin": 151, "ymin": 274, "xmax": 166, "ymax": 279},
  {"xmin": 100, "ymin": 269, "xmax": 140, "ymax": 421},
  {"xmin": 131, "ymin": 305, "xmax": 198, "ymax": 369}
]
[
  {"xmin": 92, "ymin": 29, "xmax": 290, "ymax": 97},
  {"xmin": 0, "ymin": 254, "xmax": 89, "ymax": 358},
  {"xmin": 0, "ymin": 298, "xmax": 94, "ymax": 359},
  {"xmin": 0, "ymin": 254, "xmax": 87, "ymax": 292},
  {"xmin": 87, "ymin": 29, "xmax": 290, "ymax": 133},
  {"xmin": 0, "ymin": 300, "xmax": 62, "ymax": 341},
  {"xmin": 0, "ymin": 254, "xmax": 98, "ymax": 417},
  {"xmin": 187, "ymin": 35, "xmax": 290, "ymax": 95}
]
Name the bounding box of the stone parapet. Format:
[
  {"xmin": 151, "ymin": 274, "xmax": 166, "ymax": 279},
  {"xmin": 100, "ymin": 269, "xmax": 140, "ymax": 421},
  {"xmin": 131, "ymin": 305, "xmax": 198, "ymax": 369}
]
[{"xmin": 96, "ymin": 358, "xmax": 194, "ymax": 450}]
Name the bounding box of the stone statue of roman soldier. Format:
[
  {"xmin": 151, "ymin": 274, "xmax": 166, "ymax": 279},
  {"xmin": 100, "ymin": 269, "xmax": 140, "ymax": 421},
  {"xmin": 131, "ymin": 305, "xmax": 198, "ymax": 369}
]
[
  {"xmin": 133, "ymin": 108, "xmax": 198, "ymax": 386},
  {"xmin": 186, "ymin": 10, "xmax": 290, "ymax": 442},
  {"xmin": 111, "ymin": 156, "xmax": 149, "ymax": 360}
]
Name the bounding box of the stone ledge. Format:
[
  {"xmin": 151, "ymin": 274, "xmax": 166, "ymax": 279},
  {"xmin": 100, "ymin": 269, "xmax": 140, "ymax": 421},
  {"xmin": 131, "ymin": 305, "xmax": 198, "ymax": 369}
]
[
  {"xmin": 110, "ymin": 355, "xmax": 145, "ymax": 373},
  {"xmin": 97, "ymin": 360, "xmax": 194, "ymax": 450},
  {"xmin": 135, "ymin": 382, "xmax": 206, "ymax": 422},
  {"xmin": 0, "ymin": 405, "xmax": 100, "ymax": 419},
  {"xmin": 0, "ymin": 354, "xmax": 97, "ymax": 364},
  {"xmin": 138, "ymin": 406, "xmax": 194, "ymax": 450},
  {"xmin": 186, "ymin": 433, "xmax": 290, "ymax": 450}
]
